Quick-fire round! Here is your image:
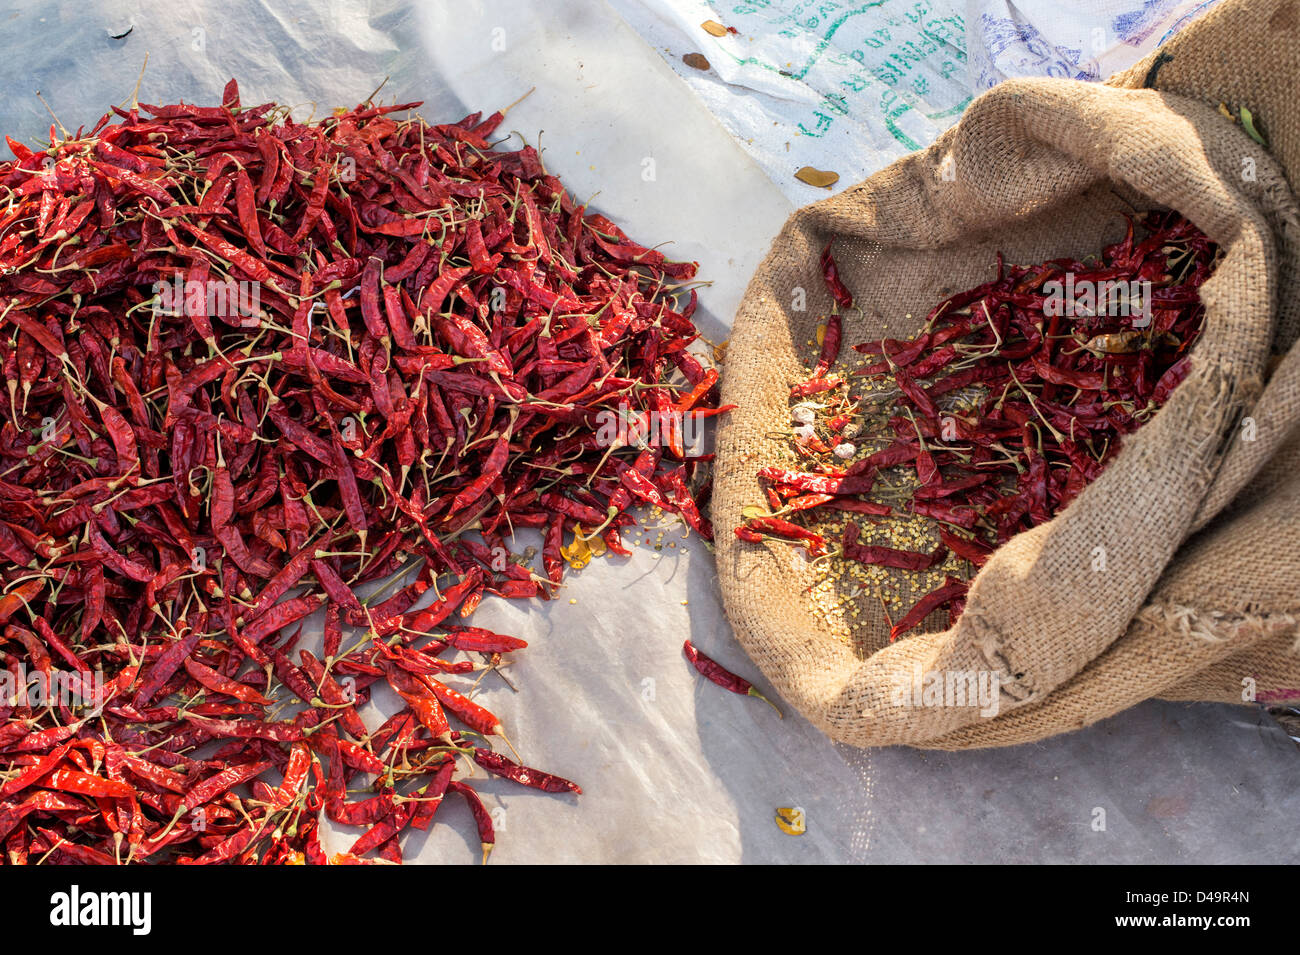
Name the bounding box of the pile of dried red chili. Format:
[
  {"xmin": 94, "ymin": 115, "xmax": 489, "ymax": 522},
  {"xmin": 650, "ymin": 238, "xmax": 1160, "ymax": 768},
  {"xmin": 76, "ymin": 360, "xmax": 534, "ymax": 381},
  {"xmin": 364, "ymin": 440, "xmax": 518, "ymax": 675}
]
[
  {"xmin": 737, "ymin": 210, "xmax": 1218, "ymax": 641},
  {"xmin": 0, "ymin": 80, "xmax": 720, "ymax": 863}
]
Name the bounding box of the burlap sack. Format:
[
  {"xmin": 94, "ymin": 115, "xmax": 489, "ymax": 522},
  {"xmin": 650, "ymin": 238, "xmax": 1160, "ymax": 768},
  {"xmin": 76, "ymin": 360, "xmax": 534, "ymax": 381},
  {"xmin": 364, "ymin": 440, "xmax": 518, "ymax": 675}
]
[{"xmin": 715, "ymin": 0, "xmax": 1300, "ymax": 749}]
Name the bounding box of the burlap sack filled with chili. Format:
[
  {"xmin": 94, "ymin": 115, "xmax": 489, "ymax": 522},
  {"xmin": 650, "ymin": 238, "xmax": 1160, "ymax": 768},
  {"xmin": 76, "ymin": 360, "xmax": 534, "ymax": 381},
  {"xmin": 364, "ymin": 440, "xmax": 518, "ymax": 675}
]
[{"xmin": 714, "ymin": 0, "xmax": 1300, "ymax": 748}]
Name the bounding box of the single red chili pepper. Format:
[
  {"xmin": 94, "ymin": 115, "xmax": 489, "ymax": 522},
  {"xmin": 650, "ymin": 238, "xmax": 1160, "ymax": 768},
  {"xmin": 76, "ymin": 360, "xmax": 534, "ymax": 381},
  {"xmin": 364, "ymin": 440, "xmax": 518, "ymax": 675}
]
[
  {"xmin": 181, "ymin": 760, "xmax": 274, "ymax": 811},
  {"xmin": 182, "ymin": 716, "xmax": 303, "ymax": 743},
  {"xmin": 789, "ymin": 375, "xmax": 841, "ymax": 398},
  {"xmin": 182, "ymin": 657, "xmax": 271, "ymax": 706},
  {"xmin": 890, "ymin": 360, "xmax": 939, "ymax": 422},
  {"xmin": 1151, "ymin": 354, "xmax": 1192, "ymax": 404},
  {"xmin": 473, "ymin": 748, "xmax": 582, "ymax": 794},
  {"xmin": 841, "ymin": 523, "xmax": 946, "ymax": 570},
  {"xmin": 400, "ymin": 569, "xmax": 484, "ymax": 635},
  {"xmin": 133, "ymin": 626, "xmax": 202, "ymax": 708},
  {"xmin": 674, "ymin": 368, "xmax": 719, "ymax": 413},
  {"xmin": 682, "ymin": 639, "xmax": 781, "ymax": 716},
  {"xmin": 268, "ymin": 645, "xmax": 322, "ymax": 707},
  {"xmin": 907, "ymin": 499, "xmax": 979, "ymax": 529},
  {"xmin": 820, "ymin": 241, "xmax": 854, "ymax": 310},
  {"xmin": 0, "ymin": 579, "xmax": 43, "ymax": 626},
  {"xmin": 810, "ymin": 313, "xmax": 842, "ymax": 380},
  {"xmin": 447, "ymin": 780, "xmax": 494, "ymax": 865},
  {"xmin": 379, "ymin": 657, "xmax": 452, "ymax": 741},
  {"xmin": 757, "ymin": 466, "xmax": 875, "ymax": 496},
  {"xmin": 425, "ymin": 678, "xmax": 504, "ymax": 737},
  {"xmin": 736, "ymin": 516, "xmax": 827, "ymax": 557},
  {"xmin": 275, "ymin": 742, "xmax": 313, "ymax": 806},
  {"xmin": 408, "ymin": 759, "xmax": 455, "ymax": 831},
  {"xmin": 0, "ymin": 792, "xmax": 85, "ymax": 842},
  {"xmin": 541, "ymin": 517, "xmax": 565, "ymax": 589},
  {"xmin": 938, "ymin": 528, "xmax": 994, "ymax": 567},
  {"xmin": 335, "ymin": 739, "xmax": 385, "ymax": 775},
  {"xmin": 296, "ymin": 651, "xmax": 369, "ymax": 742},
  {"xmin": 122, "ymin": 755, "xmax": 189, "ymax": 794},
  {"xmin": 0, "ymin": 743, "xmax": 73, "ymax": 799},
  {"xmin": 913, "ymin": 473, "xmax": 990, "ymax": 501},
  {"xmin": 42, "ymin": 768, "xmax": 136, "ymax": 800},
  {"xmin": 240, "ymin": 594, "xmax": 325, "ymax": 644},
  {"xmin": 890, "ymin": 577, "xmax": 969, "ymax": 642},
  {"xmin": 329, "ymin": 791, "xmax": 397, "ymax": 828},
  {"xmin": 438, "ymin": 625, "xmax": 528, "ymax": 654}
]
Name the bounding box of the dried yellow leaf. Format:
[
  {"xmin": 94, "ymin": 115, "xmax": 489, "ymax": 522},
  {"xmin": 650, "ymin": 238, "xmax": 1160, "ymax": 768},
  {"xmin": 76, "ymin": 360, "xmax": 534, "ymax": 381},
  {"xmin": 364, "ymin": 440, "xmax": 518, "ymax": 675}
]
[
  {"xmin": 701, "ymin": 20, "xmax": 728, "ymax": 36},
  {"xmin": 561, "ymin": 526, "xmax": 606, "ymax": 569},
  {"xmin": 561, "ymin": 535, "xmax": 593, "ymax": 570},
  {"xmin": 713, "ymin": 339, "xmax": 729, "ymax": 363},
  {"xmin": 816, "ymin": 323, "xmax": 827, "ymax": 347},
  {"xmin": 795, "ymin": 166, "xmax": 839, "ymax": 189},
  {"xmin": 775, "ymin": 807, "xmax": 807, "ymax": 835}
]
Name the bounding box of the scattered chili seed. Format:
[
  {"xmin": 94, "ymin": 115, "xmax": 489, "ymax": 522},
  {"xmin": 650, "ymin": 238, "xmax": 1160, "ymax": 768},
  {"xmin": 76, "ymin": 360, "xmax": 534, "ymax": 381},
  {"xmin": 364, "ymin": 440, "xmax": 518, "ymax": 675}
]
[{"xmin": 739, "ymin": 210, "xmax": 1218, "ymax": 641}]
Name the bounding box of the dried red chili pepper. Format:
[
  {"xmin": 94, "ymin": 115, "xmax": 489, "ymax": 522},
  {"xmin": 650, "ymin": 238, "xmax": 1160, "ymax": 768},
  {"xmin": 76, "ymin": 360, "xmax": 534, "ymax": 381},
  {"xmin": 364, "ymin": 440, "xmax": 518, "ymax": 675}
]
[
  {"xmin": 889, "ymin": 577, "xmax": 969, "ymax": 642},
  {"xmin": 812, "ymin": 314, "xmax": 843, "ymax": 379},
  {"xmin": 820, "ymin": 241, "xmax": 854, "ymax": 311},
  {"xmin": 738, "ymin": 211, "xmax": 1215, "ymax": 649},
  {"xmin": 0, "ymin": 78, "xmax": 730, "ymax": 866},
  {"xmin": 736, "ymin": 517, "xmax": 828, "ymax": 557},
  {"xmin": 447, "ymin": 780, "xmax": 494, "ymax": 865},
  {"xmin": 841, "ymin": 523, "xmax": 946, "ymax": 570},
  {"xmin": 473, "ymin": 748, "xmax": 582, "ymax": 794},
  {"xmin": 682, "ymin": 639, "xmax": 781, "ymax": 717}
]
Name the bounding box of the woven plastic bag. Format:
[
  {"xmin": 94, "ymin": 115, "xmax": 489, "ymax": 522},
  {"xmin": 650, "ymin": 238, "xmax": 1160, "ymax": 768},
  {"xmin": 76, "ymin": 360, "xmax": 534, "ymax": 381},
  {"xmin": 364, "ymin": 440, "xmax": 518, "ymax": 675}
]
[{"xmin": 714, "ymin": 0, "xmax": 1300, "ymax": 748}]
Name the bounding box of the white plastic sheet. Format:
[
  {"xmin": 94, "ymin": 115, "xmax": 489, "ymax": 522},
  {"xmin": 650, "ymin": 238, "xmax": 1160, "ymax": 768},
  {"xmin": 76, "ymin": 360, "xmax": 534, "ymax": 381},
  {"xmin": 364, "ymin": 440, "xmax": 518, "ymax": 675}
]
[
  {"xmin": 610, "ymin": 0, "xmax": 1222, "ymax": 202},
  {"xmin": 966, "ymin": 0, "xmax": 1223, "ymax": 91},
  {"xmin": 611, "ymin": 0, "xmax": 977, "ymax": 203},
  {"xmin": 0, "ymin": 0, "xmax": 1294, "ymax": 864}
]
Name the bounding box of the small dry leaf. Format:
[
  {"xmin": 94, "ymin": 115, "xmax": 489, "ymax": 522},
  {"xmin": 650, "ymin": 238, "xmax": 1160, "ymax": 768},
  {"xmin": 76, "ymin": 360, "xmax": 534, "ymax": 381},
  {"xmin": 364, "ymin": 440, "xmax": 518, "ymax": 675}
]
[
  {"xmin": 561, "ymin": 532, "xmax": 593, "ymax": 569},
  {"xmin": 741, "ymin": 505, "xmax": 771, "ymax": 521},
  {"xmin": 775, "ymin": 807, "xmax": 807, "ymax": 835},
  {"xmin": 815, "ymin": 323, "xmax": 827, "ymax": 347},
  {"xmin": 795, "ymin": 166, "xmax": 839, "ymax": 189},
  {"xmin": 561, "ymin": 527, "xmax": 606, "ymax": 569},
  {"xmin": 713, "ymin": 339, "xmax": 729, "ymax": 363},
  {"xmin": 683, "ymin": 52, "xmax": 711, "ymax": 71},
  {"xmin": 1240, "ymin": 106, "xmax": 1267, "ymax": 146},
  {"xmin": 701, "ymin": 20, "xmax": 728, "ymax": 37},
  {"xmin": 1084, "ymin": 331, "xmax": 1171, "ymax": 355}
]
